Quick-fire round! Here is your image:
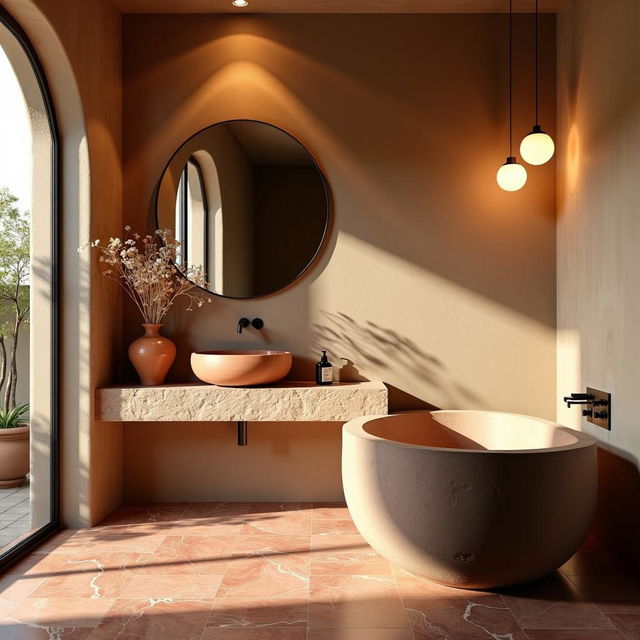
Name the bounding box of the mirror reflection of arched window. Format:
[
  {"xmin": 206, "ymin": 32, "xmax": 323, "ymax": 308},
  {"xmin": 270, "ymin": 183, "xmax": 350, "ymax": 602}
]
[
  {"xmin": 174, "ymin": 154, "xmax": 224, "ymax": 292},
  {"xmin": 176, "ymin": 158, "xmax": 207, "ymax": 270}
]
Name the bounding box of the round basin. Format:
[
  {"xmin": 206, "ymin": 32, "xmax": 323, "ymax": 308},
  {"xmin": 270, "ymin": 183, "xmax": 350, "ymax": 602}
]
[{"xmin": 191, "ymin": 350, "xmax": 293, "ymax": 387}]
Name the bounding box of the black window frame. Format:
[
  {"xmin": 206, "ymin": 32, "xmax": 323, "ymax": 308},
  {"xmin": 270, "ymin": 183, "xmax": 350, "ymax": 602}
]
[{"xmin": 0, "ymin": 5, "xmax": 61, "ymax": 570}]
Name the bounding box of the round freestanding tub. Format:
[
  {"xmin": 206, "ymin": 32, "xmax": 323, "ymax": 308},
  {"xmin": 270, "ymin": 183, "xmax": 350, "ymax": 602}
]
[{"xmin": 342, "ymin": 410, "xmax": 597, "ymax": 589}]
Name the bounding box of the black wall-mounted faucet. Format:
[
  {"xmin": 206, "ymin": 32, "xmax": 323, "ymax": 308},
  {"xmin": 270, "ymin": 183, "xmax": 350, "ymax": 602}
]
[
  {"xmin": 564, "ymin": 387, "xmax": 611, "ymax": 430},
  {"xmin": 237, "ymin": 317, "xmax": 264, "ymax": 334}
]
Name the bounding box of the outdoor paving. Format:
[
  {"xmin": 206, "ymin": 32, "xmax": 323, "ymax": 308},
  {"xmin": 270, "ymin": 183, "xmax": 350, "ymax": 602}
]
[{"xmin": 0, "ymin": 481, "xmax": 30, "ymax": 551}]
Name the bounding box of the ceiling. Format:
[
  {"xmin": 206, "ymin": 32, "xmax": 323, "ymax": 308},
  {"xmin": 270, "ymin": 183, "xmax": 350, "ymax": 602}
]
[{"xmin": 114, "ymin": 0, "xmax": 562, "ymax": 14}]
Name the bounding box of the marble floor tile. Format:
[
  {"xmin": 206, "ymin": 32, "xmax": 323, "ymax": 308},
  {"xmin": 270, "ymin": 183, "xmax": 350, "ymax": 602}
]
[
  {"xmin": 393, "ymin": 566, "xmax": 491, "ymax": 599},
  {"xmin": 567, "ymin": 574, "xmax": 640, "ymax": 603},
  {"xmin": 502, "ymin": 577, "xmax": 614, "ymax": 630},
  {"xmin": 1, "ymin": 503, "xmax": 640, "ymax": 640},
  {"xmin": 312, "ymin": 502, "xmax": 351, "ymax": 520},
  {"xmin": 406, "ymin": 595, "xmax": 528, "ymax": 639},
  {"xmin": 308, "ymin": 575, "xmax": 408, "ymax": 629},
  {"xmin": 26, "ymin": 552, "xmax": 154, "ymax": 600},
  {"xmin": 596, "ymin": 602, "xmax": 640, "ymax": 615},
  {"xmin": 307, "ymin": 628, "xmax": 414, "ymax": 639},
  {"xmin": 241, "ymin": 512, "xmax": 313, "ymax": 537},
  {"xmin": 206, "ymin": 595, "xmax": 309, "ymax": 629},
  {"xmin": 169, "ymin": 517, "xmax": 246, "ymax": 537},
  {"xmin": 0, "ymin": 597, "xmax": 114, "ymax": 639},
  {"xmin": 312, "ymin": 519, "xmax": 362, "ymax": 536},
  {"xmin": 183, "ymin": 502, "xmax": 252, "ymax": 520},
  {"xmin": 248, "ymin": 502, "xmax": 313, "ymax": 517},
  {"xmin": 201, "ymin": 628, "xmax": 307, "ymax": 639},
  {"xmin": 310, "ymin": 534, "xmax": 391, "ymax": 575},
  {"xmin": 219, "ymin": 551, "xmax": 310, "ymax": 599},
  {"xmin": 524, "ymin": 630, "xmax": 628, "ymax": 640},
  {"xmin": 561, "ymin": 536, "xmax": 627, "ymax": 578},
  {"xmin": 231, "ymin": 534, "xmax": 310, "ymax": 557},
  {"xmin": 98, "ymin": 503, "xmax": 189, "ymax": 526},
  {"xmin": 607, "ymin": 613, "xmax": 640, "ymax": 639},
  {"xmin": 136, "ymin": 535, "xmax": 237, "ymax": 576},
  {"xmin": 119, "ymin": 574, "xmax": 222, "ymax": 600},
  {"xmin": 88, "ymin": 598, "xmax": 213, "ymax": 640}
]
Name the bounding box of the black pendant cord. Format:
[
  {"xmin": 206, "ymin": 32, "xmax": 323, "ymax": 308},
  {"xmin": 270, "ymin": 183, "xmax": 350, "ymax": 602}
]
[
  {"xmin": 535, "ymin": 0, "xmax": 539, "ymax": 126},
  {"xmin": 509, "ymin": 0, "xmax": 513, "ymax": 157}
]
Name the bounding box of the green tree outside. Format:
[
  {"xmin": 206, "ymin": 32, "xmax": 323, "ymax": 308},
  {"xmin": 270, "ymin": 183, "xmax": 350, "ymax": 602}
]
[{"xmin": 0, "ymin": 187, "xmax": 29, "ymax": 412}]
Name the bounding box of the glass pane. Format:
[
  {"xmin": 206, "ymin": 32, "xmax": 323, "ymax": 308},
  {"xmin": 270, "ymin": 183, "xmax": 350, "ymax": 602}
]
[{"xmin": 0, "ymin": 19, "xmax": 55, "ymax": 553}]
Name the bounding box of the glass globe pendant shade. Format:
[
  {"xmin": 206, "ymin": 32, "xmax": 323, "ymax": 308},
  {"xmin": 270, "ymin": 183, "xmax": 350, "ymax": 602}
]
[
  {"xmin": 520, "ymin": 125, "xmax": 555, "ymax": 165},
  {"xmin": 496, "ymin": 156, "xmax": 527, "ymax": 191}
]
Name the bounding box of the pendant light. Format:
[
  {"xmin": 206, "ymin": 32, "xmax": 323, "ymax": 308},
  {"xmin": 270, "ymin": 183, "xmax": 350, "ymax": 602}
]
[
  {"xmin": 520, "ymin": 0, "xmax": 555, "ymax": 165},
  {"xmin": 497, "ymin": 0, "xmax": 527, "ymax": 191}
]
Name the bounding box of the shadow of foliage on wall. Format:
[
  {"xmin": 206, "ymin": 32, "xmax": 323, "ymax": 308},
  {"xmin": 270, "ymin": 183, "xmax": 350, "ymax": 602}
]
[{"xmin": 312, "ymin": 311, "xmax": 483, "ymax": 411}]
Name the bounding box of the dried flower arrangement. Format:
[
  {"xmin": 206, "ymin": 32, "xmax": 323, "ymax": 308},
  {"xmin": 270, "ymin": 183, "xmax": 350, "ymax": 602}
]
[{"xmin": 82, "ymin": 227, "xmax": 209, "ymax": 323}]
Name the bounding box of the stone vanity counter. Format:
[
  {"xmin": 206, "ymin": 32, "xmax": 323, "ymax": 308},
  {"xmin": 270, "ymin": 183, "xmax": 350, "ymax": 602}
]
[{"xmin": 96, "ymin": 381, "xmax": 388, "ymax": 422}]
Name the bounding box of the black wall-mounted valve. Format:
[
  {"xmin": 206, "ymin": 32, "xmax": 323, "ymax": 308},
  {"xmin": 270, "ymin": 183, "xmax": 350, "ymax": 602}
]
[
  {"xmin": 564, "ymin": 388, "xmax": 611, "ymax": 431},
  {"xmin": 237, "ymin": 318, "xmax": 264, "ymax": 334}
]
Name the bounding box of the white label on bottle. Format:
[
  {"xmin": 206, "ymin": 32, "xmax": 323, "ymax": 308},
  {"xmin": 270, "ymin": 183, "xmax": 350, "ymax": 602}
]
[{"xmin": 321, "ymin": 367, "xmax": 333, "ymax": 382}]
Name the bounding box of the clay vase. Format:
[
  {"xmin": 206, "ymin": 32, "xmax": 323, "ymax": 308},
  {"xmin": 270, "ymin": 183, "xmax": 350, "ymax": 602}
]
[
  {"xmin": 0, "ymin": 426, "xmax": 30, "ymax": 488},
  {"xmin": 128, "ymin": 324, "xmax": 176, "ymax": 386}
]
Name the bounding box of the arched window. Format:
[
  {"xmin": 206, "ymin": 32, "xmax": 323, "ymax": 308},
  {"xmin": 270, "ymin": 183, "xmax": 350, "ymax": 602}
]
[{"xmin": 0, "ymin": 7, "xmax": 60, "ymax": 564}]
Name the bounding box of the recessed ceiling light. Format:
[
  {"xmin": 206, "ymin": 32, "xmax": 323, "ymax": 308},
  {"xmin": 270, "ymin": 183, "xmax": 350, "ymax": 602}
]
[{"xmin": 232, "ymin": 0, "xmax": 248, "ymax": 6}]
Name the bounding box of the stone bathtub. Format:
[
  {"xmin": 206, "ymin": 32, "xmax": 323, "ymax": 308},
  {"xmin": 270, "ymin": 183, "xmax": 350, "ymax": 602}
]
[{"xmin": 342, "ymin": 410, "xmax": 597, "ymax": 589}]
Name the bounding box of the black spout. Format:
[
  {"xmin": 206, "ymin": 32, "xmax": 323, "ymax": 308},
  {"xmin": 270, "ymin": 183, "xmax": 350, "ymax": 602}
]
[{"xmin": 237, "ymin": 318, "xmax": 250, "ymax": 334}]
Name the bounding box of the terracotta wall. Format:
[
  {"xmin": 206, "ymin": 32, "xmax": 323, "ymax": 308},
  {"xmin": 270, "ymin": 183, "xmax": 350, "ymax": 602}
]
[
  {"xmin": 557, "ymin": 0, "xmax": 640, "ymax": 571},
  {"xmin": 2, "ymin": 0, "xmax": 123, "ymax": 526},
  {"xmin": 122, "ymin": 13, "xmax": 557, "ymax": 502}
]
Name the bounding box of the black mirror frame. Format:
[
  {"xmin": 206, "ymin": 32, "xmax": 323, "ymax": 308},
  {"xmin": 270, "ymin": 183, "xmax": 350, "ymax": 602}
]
[{"xmin": 153, "ymin": 119, "xmax": 331, "ymax": 300}]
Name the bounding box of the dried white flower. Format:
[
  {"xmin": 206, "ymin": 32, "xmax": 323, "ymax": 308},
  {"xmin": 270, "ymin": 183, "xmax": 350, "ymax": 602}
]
[{"xmin": 81, "ymin": 226, "xmax": 210, "ymax": 323}]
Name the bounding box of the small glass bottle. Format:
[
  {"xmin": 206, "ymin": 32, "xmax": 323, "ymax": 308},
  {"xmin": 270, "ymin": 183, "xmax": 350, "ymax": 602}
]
[{"xmin": 316, "ymin": 350, "xmax": 333, "ymax": 385}]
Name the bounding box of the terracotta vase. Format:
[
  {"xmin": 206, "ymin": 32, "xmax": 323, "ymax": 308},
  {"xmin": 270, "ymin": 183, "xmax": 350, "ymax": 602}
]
[
  {"xmin": 128, "ymin": 324, "xmax": 176, "ymax": 386},
  {"xmin": 0, "ymin": 425, "xmax": 29, "ymax": 488}
]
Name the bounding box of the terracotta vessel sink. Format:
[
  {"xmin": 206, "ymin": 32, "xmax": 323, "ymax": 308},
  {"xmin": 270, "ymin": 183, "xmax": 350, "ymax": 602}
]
[{"xmin": 191, "ymin": 350, "xmax": 293, "ymax": 387}]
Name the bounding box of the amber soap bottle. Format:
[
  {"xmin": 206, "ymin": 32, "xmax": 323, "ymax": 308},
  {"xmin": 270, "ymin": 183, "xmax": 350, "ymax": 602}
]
[{"xmin": 316, "ymin": 350, "xmax": 333, "ymax": 385}]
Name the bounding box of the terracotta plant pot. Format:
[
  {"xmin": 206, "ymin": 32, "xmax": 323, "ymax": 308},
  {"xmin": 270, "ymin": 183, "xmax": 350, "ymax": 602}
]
[
  {"xmin": 128, "ymin": 323, "xmax": 176, "ymax": 386},
  {"xmin": 0, "ymin": 425, "xmax": 30, "ymax": 488}
]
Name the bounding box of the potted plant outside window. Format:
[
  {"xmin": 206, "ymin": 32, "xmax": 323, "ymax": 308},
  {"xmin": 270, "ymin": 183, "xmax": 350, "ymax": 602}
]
[{"xmin": 0, "ymin": 403, "xmax": 29, "ymax": 487}]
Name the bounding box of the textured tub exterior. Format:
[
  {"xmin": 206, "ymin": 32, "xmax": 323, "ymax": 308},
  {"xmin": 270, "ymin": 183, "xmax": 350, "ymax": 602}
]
[{"xmin": 342, "ymin": 410, "xmax": 597, "ymax": 589}]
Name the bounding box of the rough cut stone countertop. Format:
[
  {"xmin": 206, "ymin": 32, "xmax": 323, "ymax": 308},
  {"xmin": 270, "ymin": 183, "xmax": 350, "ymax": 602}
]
[{"xmin": 96, "ymin": 381, "xmax": 388, "ymax": 422}]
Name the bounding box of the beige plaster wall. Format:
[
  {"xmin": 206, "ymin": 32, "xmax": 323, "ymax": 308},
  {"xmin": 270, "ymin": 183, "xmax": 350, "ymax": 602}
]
[
  {"xmin": 1, "ymin": 0, "xmax": 123, "ymax": 526},
  {"xmin": 122, "ymin": 13, "xmax": 557, "ymax": 502},
  {"xmin": 556, "ymin": 0, "xmax": 640, "ymax": 571}
]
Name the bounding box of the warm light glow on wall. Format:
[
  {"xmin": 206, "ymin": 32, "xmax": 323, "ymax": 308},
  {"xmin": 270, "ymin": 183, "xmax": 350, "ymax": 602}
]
[
  {"xmin": 566, "ymin": 124, "xmax": 581, "ymax": 194},
  {"xmin": 232, "ymin": 0, "xmax": 249, "ymax": 6}
]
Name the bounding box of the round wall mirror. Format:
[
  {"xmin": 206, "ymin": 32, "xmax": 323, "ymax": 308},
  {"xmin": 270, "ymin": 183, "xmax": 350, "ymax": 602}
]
[{"xmin": 155, "ymin": 120, "xmax": 329, "ymax": 299}]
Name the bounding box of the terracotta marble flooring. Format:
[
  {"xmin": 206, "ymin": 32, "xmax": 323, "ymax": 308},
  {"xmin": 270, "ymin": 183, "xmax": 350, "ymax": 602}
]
[{"xmin": 0, "ymin": 502, "xmax": 639, "ymax": 639}]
